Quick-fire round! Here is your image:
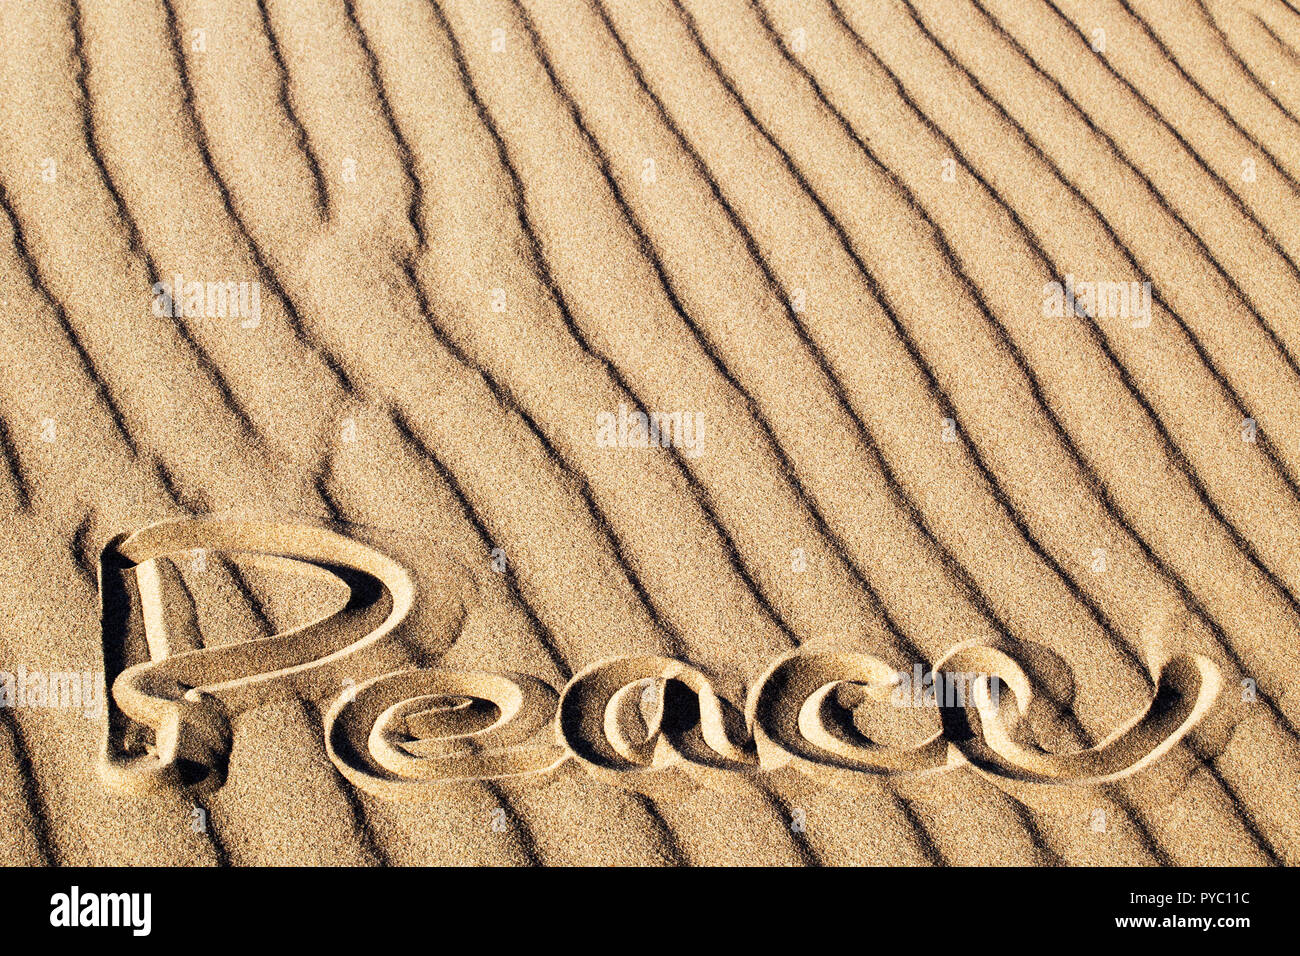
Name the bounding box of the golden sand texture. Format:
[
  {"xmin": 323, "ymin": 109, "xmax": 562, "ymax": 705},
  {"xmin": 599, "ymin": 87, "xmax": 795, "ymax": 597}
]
[{"xmin": 1, "ymin": 0, "xmax": 1299, "ymax": 865}]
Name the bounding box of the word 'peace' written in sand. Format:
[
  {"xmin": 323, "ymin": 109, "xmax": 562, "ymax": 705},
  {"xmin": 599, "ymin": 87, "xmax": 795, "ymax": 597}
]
[{"xmin": 96, "ymin": 517, "xmax": 1223, "ymax": 807}]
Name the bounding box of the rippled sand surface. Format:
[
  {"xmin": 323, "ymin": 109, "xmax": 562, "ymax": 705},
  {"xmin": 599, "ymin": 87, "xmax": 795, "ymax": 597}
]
[{"xmin": 1, "ymin": 0, "xmax": 1299, "ymax": 866}]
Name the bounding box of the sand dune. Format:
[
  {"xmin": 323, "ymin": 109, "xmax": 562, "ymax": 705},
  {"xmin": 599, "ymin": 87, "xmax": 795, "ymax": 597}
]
[{"xmin": 1, "ymin": 0, "xmax": 1298, "ymax": 866}]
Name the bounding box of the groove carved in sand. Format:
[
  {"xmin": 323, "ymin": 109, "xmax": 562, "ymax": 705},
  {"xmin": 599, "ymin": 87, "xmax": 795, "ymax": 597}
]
[
  {"xmin": 97, "ymin": 515, "xmax": 461, "ymax": 794},
  {"xmin": 326, "ymin": 668, "xmax": 566, "ymax": 798},
  {"xmin": 98, "ymin": 518, "xmax": 1223, "ymax": 803},
  {"xmin": 557, "ymin": 655, "xmax": 760, "ymax": 801}
]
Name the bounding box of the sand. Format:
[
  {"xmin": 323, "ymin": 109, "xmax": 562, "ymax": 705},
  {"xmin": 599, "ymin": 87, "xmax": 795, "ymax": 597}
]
[{"xmin": 0, "ymin": 0, "xmax": 1297, "ymax": 866}]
